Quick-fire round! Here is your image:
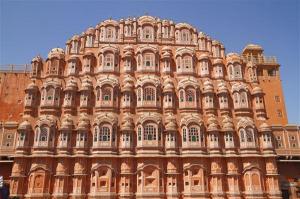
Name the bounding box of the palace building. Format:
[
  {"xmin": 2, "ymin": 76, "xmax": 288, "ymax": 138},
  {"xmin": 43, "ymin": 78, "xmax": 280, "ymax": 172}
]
[{"xmin": 0, "ymin": 15, "xmax": 299, "ymax": 199}]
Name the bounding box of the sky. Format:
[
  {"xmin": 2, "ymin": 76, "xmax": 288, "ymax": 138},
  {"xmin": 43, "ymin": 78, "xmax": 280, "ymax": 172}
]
[{"xmin": 0, "ymin": 0, "xmax": 299, "ymax": 124}]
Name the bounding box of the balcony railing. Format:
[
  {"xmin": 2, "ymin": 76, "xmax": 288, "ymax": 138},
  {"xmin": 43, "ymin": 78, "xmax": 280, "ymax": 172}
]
[
  {"xmin": 242, "ymin": 55, "xmax": 278, "ymax": 65},
  {"xmin": 0, "ymin": 64, "xmax": 31, "ymax": 73}
]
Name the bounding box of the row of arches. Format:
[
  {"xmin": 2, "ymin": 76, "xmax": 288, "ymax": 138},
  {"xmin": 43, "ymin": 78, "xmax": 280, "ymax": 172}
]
[
  {"xmin": 32, "ymin": 47, "xmax": 257, "ymax": 83},
  {"xmin": 25, "ymin": 81, "xmax": 264, "ymax": 112},
  {"xmin": 11, "ymin": 162, "xmax": 277, "ymax": 197},
  {"xmin": 17, "ymin": 121, "xmax": 273, "ymax": 152}
]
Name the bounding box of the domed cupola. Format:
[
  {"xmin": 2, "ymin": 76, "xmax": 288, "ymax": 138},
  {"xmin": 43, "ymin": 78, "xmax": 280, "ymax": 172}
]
[
  {"xmin": 31, "ymin": 55, "xmax": 43, "ymax": 77},
  {"xmin": 60, "ymin": 114, "xmax": 74, "ymax": 130},
  {"xmin": 77, "ymin": 113, "xmax": 90, "ymax": 131},
  {"xmin": 206, "ymin": 114, "xmax": 220, "ymax": 132},
  {"xmin": 162, "ymin": 77, "xmax": 174, "ymax": 93},
  {"xmin": 46, "ymin": 48, "xmax": 65, "ymax": 77},
  {"xmin": 64, "ymin": 78, "xmax": 78, "ymax": 91},
  {"xmin": 221, "ymin": 115, "xmax": 234, "ymax": 132}
]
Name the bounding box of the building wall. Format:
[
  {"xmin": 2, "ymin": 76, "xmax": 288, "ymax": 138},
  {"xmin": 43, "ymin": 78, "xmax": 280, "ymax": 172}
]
[
  {"xmin": 0, "ymin": 72, "xmax": 31, "ymax": 121},
  {"xmin": 0, "ymin": 15, "xmax": 299, "ymax": 199}
]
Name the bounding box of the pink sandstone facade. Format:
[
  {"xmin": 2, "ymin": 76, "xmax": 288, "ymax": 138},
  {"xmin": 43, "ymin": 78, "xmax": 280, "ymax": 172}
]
[{"xmin": 0, "ymin": 15, "xmax": 299, "ymax": 199}]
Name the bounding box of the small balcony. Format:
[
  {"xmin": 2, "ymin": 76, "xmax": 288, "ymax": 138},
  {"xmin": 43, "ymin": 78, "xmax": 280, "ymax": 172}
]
[
  {"xmin": 92, "ymin": 141, "xmax": 117, "ymax": 155},
  {"xmin": 137, "ymin": 100, "xmax": 160, "ymax": 110},
  {"xmin": 176, "ymin": 68, "xmax": 195, "ymax": 76},
  {"xmin": 97, "ymin": 65, "xmax": 119, "ymax": 73},
  {"xmin": 179, "ymin": 101, "xmax": 198, "ymax": 111}
]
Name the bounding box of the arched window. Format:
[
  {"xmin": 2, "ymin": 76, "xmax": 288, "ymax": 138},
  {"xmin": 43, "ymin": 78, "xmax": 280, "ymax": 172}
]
[
  {"xmin": 180, "ymin": 90, "xmax": 184, "ymax": 102},
  {"xmin": 244, "ymin": 170, "xmax": 262, "ymax": 191},
  {"xmin": 106, "ymin": 27, "xmax": 114, "ymax": 39},
  {"xmin": 143, "ymin": 53, "xmax": 155, "ymax": 67},
  {"xmin": 46, "ymin": 87, "xmax": 55, "ymax": 103},
  {"xmin": 228, "ymin": 64, "xmax": 234, "ymax": 79},
  {"xmin": 200, "ymin": 60, "xmax": 209, "ymax": 76},
  {"xmin": 86, "ymin": 35, "xmax": 93, "ymax": 47},
  {"xmin": 99, "ymin": 126, "xmax": 110, "ymax": 141},
  {"xmin": 143, "ymin": 86, "xmax": 155, "ymax": 101},
  {"xmin": 137, "ymin": 88, "xmax": 142, "ymax": 101},
  {"xmin": 71, "ymin": 41, "xmax": 79, "ymax": 54},
  {"xmin": 233, "ymin": 64, "xmax": 242, "ymax": 79},
  {"xmin": 68, "ymin": 61, "xmax": 76, "ymax": 75},
  {"xmin": 188, "ymin": 127, "xmax": 199, "ymax": 142},
  {"xmin": 102, "ymin": 87, "xmax": 112, "ymax": 101},
  {"xmin": 144, "ymin": 124, "xmax": 156, "ymax": 140},
  {"xmin": 76, "ymin": 131, "xmax": 87, "ymax": 147},
  {"xmin": 233, "ymin": 92, "xmax": 240, "ymax": 108},
  {"xmin": 40, "ymin": 126, "xmax": 48, "ymax": 142},
  {"xmin": 214, "ymin": 65, "xmax": 223, "ymax": 78},
  {"xmin": 240, "ymin": 127, "xmax": 255, "ymax": 148},
  {"xmin": 162, "ymin": 26, "xmax": 169, "ymax": 38},
  {"xmin": 240, "ymin": 128, "xmax": 246, "ymax": 142},
  {"xmin": 219, "ymin": 95, "xmax": 228, "ymax": 109},
  {"xmin": 224, "ymin": 132, "xmax": 234, "ymax": 148},
  {"xmin": 104, "ymin": 53, "xmax": 114, "ymax": 68},
  {"xmin": 186, "ymin": 89, "xmax": 195, "ymax": 102},
  {"xmin": 138, "ymin": 126, "xmax": 142, "ymax": 141},
  {"xmin": 246, "ymin": 128, "xmax": 254, "ymax": 142},
  {"xmin": 183, "ymin": 55, "xmax": 192, "ymax": 69},
  {"xmin": 33, "ymin": 174, "xmax": 44, "ymax": 189},
  {"xmin": 240, "ymin": 91, "xmax": 248, "ymax": 108},
  {"xmin": 183, "ymin": 128, "xmax": 187, "ymax": 142},
  {"xmin": 181, "ymin": 29, "xmax": 190, "ymax": 43},
  {"xmin": 252, "ymin": 173, "xmax": 260, "ymax": 190},
  {"xmin": 143, "ymin": 26, "xmax": 153, "ymax": 40}
]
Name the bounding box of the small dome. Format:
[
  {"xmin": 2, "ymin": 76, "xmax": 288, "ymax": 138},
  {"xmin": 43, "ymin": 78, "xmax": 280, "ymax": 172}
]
[
  {"xmin": 212, "ymin": 40, "xmax": 221, "ymax": 45},
  {"xmin": 48, "ymin": 48, "xmax": 65, "ymax": 59},
  {"xmin": 207, "ymin": 122, "xmax": 219, "ymax": 132},
  {"xmin": 31, "ymin": 55, "xmax": 43, "ymax": 63},
  {"xmin": 121, "ymin": 120, "xmax": 134, "ymax": 131},
  {"xmin": 259, "ymin": 122, "xmax": 271, "ymax": 132},
  {"xmin": 68, "ymin": 55, "xmax": 79, "ymax": 61},
  {"xmin": 203, "ymin": 80, "xmax": 214, "ymax": 93},
  {"xmin": 162, "ymin": 46, "xmax": 172, "ymax": 52},
  {"xmin": 198, "ymin": 32, "xmax": 206, "ymax": 39},
  {"xmin": 26, "ymin": 81, "xmax": 38, "ymax": 91},
  {"xmin": 83, "ymin": 50, "xmax": 94, "ymax": 57},
  {"xmin": 60, "ymin": 114, "xmax": 74, "ymax": 130},
  {"xmin": 123, "ymin": 51, "xmax": 133, "ymax": 57},
  {"xmin": 162, "ymin": 20, "xmax": 170, "ymax": 26},
  {"xmin": 165, "ymin": 113, "xmax": 176, "ymax": 123},
  {"xmin": 226, "ymin": 53, "xmax": 241, "ymax": 63},
  {"xmin": 122, "ymin": 81, "xmax": 134, "ymax": 92},
  {"xmin": 65, "ymin": 78, "xmax": 78, "ymax": 91},
  {"xmin": 221, "ymin": 116, "xmax": 234, "ymax": 131},
  {"xmin": 217, "ymin": 81, "xmax": 228, "ymax": 94},
  {"xmin": 123, "ymin": 45, "xmax": 134, "ymax": 52},
  {"xmin": 77, "ymin": 113, "xmax": 90, "ymax": 130},
  {"xmin": 198, "ymin": 53, "xmax": 210, "ymax": 60},
  {"xmin": 163, "ymin": 77, "xmax": 174, "ymax": 93},
  {"xmin": 207, "ymin": 115, "xmax": 219, "ymax": 132},
  {"xmin": 162, "ymin": 51, "xmax": 172, "ymax": 59},
  {"xmin": 213, "ymin": 58, "xmax": 223, "ymax": 65},
  {"xmin": 18, "ymin": 120, "xmax": 31, "ymax": 130},
  {"xmin": 86, "ymin": 27, "xmax": 95, "ymax": 35},
  {"xmin": 243, "ymin": 44, "xmax": 263, "ymax": 52},
  {"xmin": 121, "ymin": 114, "xmax": 134, "ymax": 131},
  {"xmin": 80, "ymin": 77, "xmax": 93, "ymax": 91},
  {"xmin": 165, "ymin": 121, "xmax": 177, "ymax": 131},
  {"xmin": 252, "ymin": 86, "xmax": 263, "ymax": 95},
  {"xmin": 72, "ymin": 34, "xmax": 80, "ymax": 41}
]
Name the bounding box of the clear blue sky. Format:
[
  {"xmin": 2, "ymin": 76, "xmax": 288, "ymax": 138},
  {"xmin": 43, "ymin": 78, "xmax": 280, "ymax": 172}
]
[{"xmin": 1, "ymin": 0, "xmax": 299, "ymax": 124}]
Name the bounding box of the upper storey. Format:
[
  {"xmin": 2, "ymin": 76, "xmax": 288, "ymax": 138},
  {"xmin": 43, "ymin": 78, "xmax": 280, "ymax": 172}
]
[
  {"xmin": 27, "ymin": 15, "xmax": 286, "ymax": 125},
  {"xmin": 66, "ymin": 15, "xmax": 210, "ymax": 47}
]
